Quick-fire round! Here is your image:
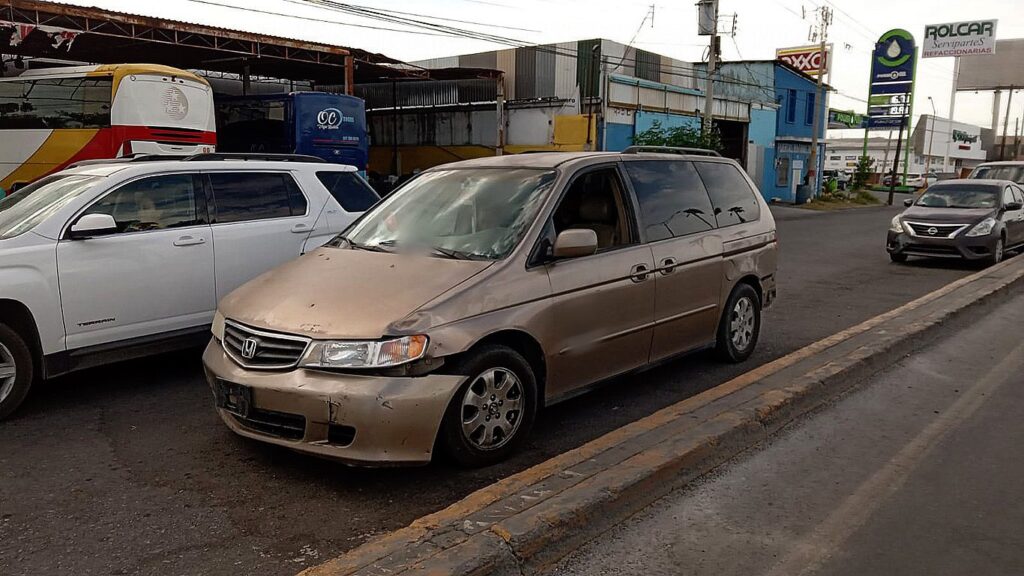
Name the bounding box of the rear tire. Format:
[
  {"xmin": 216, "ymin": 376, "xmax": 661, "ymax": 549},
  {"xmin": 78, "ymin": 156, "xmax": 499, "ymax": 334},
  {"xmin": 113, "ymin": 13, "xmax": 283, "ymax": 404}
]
[
  {"xmin": 0, "ymin": 323, "xmax": 34, "ymax": 421},
  {"xmin": 889, "ymin": 252, "xmax": 908, "ymax": 263},
  {"xmin": 440, "ymin": 345, "xmax": 538, "ymax": 467},
  {"xmin": 716, "ymin": 284, "xmax": 762, "ymax": 363}
]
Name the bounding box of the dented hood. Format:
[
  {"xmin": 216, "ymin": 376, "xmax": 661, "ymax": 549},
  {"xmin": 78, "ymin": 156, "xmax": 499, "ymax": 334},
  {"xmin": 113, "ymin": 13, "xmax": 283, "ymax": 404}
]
[{"xmin": 218, "ymin": 247, "xmax": 492, "ymax": 339}]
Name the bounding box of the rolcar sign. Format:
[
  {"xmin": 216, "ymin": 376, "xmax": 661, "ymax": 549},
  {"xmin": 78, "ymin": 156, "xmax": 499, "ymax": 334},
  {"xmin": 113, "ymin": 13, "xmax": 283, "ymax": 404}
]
[{"xmin": 922, "ymin": 20, "xmax": 998, "ymax": 58}]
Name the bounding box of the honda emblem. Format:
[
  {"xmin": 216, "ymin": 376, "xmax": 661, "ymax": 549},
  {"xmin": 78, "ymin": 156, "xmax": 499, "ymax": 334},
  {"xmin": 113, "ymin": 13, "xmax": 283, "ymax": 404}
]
[{"xmin": 241, "ymin": 337, "xmax": 258, "ymax": 359}]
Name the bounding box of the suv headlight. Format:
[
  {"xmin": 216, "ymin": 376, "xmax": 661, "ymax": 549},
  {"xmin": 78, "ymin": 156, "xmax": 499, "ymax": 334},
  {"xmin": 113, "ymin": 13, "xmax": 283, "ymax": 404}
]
[
  {"xmin": 302, "ymin": 335, "xmax": 428, "ymax": 369},
  {"xmin": 889, "ymin": 216, "xmax": 905, "ymax": 234},
  {"xmin": 966, "ymin": 217, "xmax": 997, "ymax": 237}
]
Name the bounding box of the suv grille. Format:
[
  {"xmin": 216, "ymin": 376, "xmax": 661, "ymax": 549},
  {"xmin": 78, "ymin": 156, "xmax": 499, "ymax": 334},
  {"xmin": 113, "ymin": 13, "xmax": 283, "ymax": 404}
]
[
  {"xmin": 223, "ymin": 320, "xmax": 310, "ymax": 369},
  {"xmin": 905, "ymin": 222, "xmax": 968, "ymax": 238}
]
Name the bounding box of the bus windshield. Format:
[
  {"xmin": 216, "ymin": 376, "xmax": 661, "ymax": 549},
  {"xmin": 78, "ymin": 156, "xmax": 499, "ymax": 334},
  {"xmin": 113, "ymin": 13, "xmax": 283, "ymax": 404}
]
[
  {"xmin": 0, "ymin": 175, "xmax": 102, "ymax": 239},
  {"xmin": 0, "ymin": 77, "xmax": 112, "ymax": 130}
]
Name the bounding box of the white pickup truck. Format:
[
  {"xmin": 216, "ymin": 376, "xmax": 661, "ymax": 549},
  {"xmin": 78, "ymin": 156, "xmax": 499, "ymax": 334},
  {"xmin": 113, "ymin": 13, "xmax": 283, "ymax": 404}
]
[{"xmin": 0, "ymin": 155, "xmax": 377, "ymax": 418}]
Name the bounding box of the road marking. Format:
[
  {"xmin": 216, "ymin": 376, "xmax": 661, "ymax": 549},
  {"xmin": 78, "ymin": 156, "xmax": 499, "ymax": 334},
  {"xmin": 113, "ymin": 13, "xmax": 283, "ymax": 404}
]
[{"xmin": 761, "ymin": 338, "xmax": 1024, "ymax": 576}]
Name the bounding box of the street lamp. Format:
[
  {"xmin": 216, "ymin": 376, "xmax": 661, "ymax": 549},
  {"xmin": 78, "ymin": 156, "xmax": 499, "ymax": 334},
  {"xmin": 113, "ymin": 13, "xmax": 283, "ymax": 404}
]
[{"xmin": 924, "ymin": 97, "xmax": 937, "ymax": 178}]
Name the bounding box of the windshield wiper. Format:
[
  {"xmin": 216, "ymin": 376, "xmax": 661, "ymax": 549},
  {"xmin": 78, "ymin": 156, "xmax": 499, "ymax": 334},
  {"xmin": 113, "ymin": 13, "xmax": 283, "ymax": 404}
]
[
  {"xmin": 337, "ymin": 236, "xmax": 393, "ymax": 253},
  {"xmin": 429, "ymin": 246, "xmax": 487, "ymax": 260}
]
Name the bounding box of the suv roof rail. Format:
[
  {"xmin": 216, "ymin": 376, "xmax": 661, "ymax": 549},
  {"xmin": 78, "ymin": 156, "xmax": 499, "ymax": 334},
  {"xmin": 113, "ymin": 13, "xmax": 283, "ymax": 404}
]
[
  {"xmin": 66, "ymin": 154, "xmax": 188, "ymax": 169},
  {"xmin": 621, "ymin": 145, "xmax": 722, "ymax": 157},
  {"xmin": 181, "ymin": 153, "xmax": 326, "ymax": 163}
]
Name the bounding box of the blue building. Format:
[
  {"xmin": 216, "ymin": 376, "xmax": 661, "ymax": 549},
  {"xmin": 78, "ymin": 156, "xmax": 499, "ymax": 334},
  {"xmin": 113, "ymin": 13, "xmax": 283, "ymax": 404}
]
[{"xmin": 696, "ymin": 60, "xmax": 828, "ymax": 203}]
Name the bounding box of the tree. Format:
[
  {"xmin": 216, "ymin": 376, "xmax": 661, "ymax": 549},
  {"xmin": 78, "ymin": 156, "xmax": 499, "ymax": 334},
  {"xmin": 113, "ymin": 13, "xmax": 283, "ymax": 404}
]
[
  {"xmin": 631, "ymin": 120, "xmax": 723, "ymax": 152},
  {"xmin": 851, "ymin": 155, "xmax": 875, "ymax": 191}
]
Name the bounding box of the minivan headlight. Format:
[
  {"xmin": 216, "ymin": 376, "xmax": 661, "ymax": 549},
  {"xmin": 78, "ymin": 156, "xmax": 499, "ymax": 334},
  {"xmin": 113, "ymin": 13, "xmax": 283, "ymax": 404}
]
[
  {"xmin": 302, "ymin": 335, "xmax": 428, "ymax": 369},
  {"xmin": 889, "ymin": 216, "xmax": 905, "ymax": 234},
  {"xmin": 212, "ymin": 311, "xmax": 225, "ymax": 341},
  {"xmin": 966, "ymin": 217, "xmax": 997, "ymax": 237}
]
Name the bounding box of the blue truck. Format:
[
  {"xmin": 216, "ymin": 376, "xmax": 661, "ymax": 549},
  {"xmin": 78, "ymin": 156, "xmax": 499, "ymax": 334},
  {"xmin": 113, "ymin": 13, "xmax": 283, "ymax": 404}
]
[{"xmin": 215, "ymin": 92, "xmax": 368, "ymax": 171}]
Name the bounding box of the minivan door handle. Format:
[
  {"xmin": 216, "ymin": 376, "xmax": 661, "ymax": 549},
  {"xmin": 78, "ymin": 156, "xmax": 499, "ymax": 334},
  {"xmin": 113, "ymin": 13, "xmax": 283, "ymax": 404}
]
[
  {"xmin": 291, "ymin": 223, "xmax": 311, "ymax": 234},
  {"xmin": 630, "ymin": 263, "xmax": 651, "ymax": 283},
  {"xmin": 173, "ymin": 235, "xmax": 206, "ymax": 247},
  {"xmin": 659, "ymin": 257, "xmax": 677, "ymax": 275}
]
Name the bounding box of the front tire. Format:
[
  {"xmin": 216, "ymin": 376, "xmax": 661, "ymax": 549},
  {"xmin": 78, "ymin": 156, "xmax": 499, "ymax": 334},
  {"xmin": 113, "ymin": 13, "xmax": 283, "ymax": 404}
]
[
  {"xmin": 440, "ymin": 345, "xmax": 538, "ymax": 467},
  {"xmin": 987, "ymin": 236, "xmax": 1005, "ymax": 266},
  {"xmin": 716, "ymin": 284, "xmax": 762, "ymax": 363},
  {"xmin": 0, "ymin": 323, "xmax": 34, "ymax": 420}
]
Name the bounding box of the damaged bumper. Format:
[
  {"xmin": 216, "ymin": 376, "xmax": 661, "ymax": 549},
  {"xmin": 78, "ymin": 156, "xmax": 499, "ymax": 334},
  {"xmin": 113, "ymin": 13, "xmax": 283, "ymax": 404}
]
[{"xmin": 202, "ymin": 339, "xmax": 466, "ymax": 466}]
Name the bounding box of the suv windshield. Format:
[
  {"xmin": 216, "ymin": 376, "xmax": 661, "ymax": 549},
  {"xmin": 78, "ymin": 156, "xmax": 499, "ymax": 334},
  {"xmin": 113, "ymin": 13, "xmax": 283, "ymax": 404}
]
[
  {"xmin": 337, "ymin": 168, "xmax": 556, "ymax": 260},
  {"xmin": 914, "ymin": 185, "xmax": 999, "ymax": 209},
  {"xmin": 970, "ymin": 165, "xmax": 1024, "ymax": 184},
  {"xmin": 0, "ymin": 175, "xmax": 101, "ymax": 239}
]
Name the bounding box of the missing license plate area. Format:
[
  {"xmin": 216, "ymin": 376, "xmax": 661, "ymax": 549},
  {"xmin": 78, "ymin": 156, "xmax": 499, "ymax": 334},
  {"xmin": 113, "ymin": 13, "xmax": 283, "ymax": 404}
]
[{"xmin": 215, "ymin": 380, "xmax": 253, "ymax": 418}]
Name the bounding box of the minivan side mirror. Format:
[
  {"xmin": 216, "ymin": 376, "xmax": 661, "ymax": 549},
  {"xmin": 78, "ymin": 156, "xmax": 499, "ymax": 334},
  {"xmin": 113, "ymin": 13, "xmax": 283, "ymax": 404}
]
[
  {"xmin": 1005, "ymin": 201, "xmax": 1023, "ymax": 211},
  {"xmin": 552, "ymin": 229, "xmax": 598, "ymax": 259},
  {"xmin": 903, "ymin": 198, "xmax": 914, "ymax": 207},
  {"xmin": 68, "ymin": 213, "xmax": 118, "ymax": 239}
]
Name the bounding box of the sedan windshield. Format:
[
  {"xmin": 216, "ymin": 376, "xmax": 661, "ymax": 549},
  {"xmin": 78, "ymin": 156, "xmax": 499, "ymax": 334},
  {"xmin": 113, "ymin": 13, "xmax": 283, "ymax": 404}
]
[
  {"xmin": 914, "ymin": 186, "xmax": 999, "ymax": 209},
  {"xmin": 970, "ymin": 165, "xmax": 1024, "ymax": 184},
  {"xmin": 337, "ymin": 168, "xmax": 556, "ymax": 260},
  {"xmin": 0, "ymin": 175, "xmax": 101, "ymax": 239}
]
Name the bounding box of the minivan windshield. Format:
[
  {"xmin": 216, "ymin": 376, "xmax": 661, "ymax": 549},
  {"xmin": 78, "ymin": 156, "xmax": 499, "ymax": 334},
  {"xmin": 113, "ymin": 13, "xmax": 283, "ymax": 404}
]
[
  {"xmin": 970, "ymin": 165, "xmax": 1024, "ymax": 184},
  {"xmin": 914, "ymin": 185, "xmax": 999, "ymax": 209},
  {"xmin": 0, "ymin": 175, "xmax": 101, "ymax": 239},
  {"xmin": 337, "ymin": 168, "xmax": 556, "ymax": 260}
]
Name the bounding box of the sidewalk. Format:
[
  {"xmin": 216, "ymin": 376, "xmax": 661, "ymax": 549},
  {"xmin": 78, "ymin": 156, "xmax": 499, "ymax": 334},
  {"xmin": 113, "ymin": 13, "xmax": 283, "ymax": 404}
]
[{"xmin": 554, "ymin": 291, "xmax": 1024, "ymax": 576}]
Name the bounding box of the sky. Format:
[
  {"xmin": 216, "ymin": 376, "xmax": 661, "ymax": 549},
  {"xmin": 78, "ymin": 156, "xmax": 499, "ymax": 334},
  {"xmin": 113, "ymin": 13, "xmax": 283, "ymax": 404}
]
[{"xmin": 48, "ymin": 0, "xmax": 1024, "ymax": 136}]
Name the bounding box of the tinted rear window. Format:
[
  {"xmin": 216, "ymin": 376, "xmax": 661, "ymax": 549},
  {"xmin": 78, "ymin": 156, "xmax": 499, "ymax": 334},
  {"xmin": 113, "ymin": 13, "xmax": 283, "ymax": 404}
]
[
  {"xmin": 208, "ymin": 172, "xmax": 306, "ymax": 223},
  {"xmin": 316, "ymin": 171, "xmax": 379, "ymax": 212},
  {"xmin": 624, "ymin": 160, "xmax": 716, "ymax": 242},
  {"xmin": 694, "ymin": 162, "xmax": 761, "ymax": 227}
]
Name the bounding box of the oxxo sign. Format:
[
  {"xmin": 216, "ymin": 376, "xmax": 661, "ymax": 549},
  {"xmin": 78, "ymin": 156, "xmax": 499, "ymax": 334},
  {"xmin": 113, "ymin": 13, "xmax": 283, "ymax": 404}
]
[
  {"xmin": 922, "ymin": 20, "xmax": 998, "ymax": 58},
  {"xmin": 316, "ymin": 107, "xmax": 354, "ymax": 130},
  {"xmin": 776, "ymin": 44, "xmax": 831, "ymax": 77}
]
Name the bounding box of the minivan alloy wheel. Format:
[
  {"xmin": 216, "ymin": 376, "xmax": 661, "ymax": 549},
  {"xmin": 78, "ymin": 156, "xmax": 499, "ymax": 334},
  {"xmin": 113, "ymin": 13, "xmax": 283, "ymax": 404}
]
[
  {"xmin": 461, "ymin": 367, "xmax": 524, "ymax": 450},
  {"xmin": 0, "ymin": 342, "xmax": 17, "ymax": 403},
  {"xmin": 730, "ymin": 297, "xmax": 756, "ymax": 352}
]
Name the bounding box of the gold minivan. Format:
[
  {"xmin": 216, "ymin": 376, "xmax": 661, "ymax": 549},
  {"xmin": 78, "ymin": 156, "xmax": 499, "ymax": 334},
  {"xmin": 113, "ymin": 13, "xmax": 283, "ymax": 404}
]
[{"xmin": 204, "ymin": 151, "xmax": 778, "ymax": 467}]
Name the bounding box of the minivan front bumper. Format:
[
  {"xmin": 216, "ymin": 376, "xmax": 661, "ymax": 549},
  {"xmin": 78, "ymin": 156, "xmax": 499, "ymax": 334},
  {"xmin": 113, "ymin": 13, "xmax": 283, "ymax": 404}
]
[{"xmin": 203, "ymin": 339, "xmax": 466, "ymax": 466}]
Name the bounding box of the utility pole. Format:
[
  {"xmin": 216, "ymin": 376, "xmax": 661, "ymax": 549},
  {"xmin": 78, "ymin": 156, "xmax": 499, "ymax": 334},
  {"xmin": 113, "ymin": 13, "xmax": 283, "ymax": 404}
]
[
  {"xmin": 942, "ymin": 56, "xmax": 959, "ymax": 172},
  {"xmin": 806, "ymin": 5, "xmax": 832, "ymax": 197},
  {"xmin": 697, "ymin": 0, "xmax": 719, "ymax": 139},
  {"xmin": 924, "ymin": 97, "xmax": 937, "ymax": 177},
  {"xmin": 999, "ymin": 87, "xmax": 1015, "ymax": 161}
]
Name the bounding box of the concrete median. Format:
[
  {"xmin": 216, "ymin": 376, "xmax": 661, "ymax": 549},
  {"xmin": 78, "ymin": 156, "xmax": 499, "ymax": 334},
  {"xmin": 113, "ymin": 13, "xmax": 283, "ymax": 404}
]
[{"xmin": 300, "ymin": 255, "xmax": 1024, "ymax": 576}]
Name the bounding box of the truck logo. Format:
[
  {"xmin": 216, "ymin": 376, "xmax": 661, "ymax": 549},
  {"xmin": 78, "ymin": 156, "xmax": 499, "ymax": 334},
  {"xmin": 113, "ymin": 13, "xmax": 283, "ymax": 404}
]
[{"xmin": 316, "ymin": 108, "xmax": 355, "ymax": 130}]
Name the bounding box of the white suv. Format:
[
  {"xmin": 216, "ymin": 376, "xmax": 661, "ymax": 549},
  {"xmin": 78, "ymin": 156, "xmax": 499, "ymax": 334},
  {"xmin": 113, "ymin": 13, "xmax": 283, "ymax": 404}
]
[{"xmin": 0, "ymin": 155, "xmax": 378, "ymax": 418}]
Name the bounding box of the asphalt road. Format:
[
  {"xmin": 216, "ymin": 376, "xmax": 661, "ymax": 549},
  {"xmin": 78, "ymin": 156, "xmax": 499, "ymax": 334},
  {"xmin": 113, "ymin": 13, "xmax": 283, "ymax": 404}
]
[
  {"xmin": 555, "ymin": 291, "xmax": 1024, "ymax": 576},
  {"xmin": 0, "ymin": 202, "xmax": 981, "ymax": 576}
]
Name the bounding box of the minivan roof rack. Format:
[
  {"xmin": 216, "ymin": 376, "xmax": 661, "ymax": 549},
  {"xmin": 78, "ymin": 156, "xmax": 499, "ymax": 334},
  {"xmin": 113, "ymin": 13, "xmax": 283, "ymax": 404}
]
[
  {"xmin": 181, "ymin": 153, "xmax": 326, "ymax": 163},
  {"xmin": 621, "ymin": 145, "xmax": 721, "ymax": 157}
]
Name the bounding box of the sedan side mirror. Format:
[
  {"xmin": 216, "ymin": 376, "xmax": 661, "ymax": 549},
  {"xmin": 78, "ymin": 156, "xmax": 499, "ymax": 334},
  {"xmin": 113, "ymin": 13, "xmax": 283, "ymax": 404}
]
[
  {"xmin": 1005, "ymin": 201, "xmax": 1023, "ymax": 211},
  {"xmin": 553, "ymin": 229, "xmax": 598, "ymax": 259},
  {"xmin": 903, "ymin": 198, "xmax": 914, "ymax": 207},
  {"xmin": 68, "ymin": 213, "xmax": 118, "ymax": 239}
]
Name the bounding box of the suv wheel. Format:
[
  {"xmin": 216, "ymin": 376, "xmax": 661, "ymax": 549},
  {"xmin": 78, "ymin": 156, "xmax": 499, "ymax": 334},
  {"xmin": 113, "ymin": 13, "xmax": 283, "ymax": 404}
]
[
  {"xmin": 716, "ymin": 284, "xmax": 762, "ymax": 363},
  {"xmin": 440, "ymin": 345, "xmax": 537, "ymax": 467},
  {"xmin": 0, "ymin": 323, "xmax": 34, "ymax": 420}
]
